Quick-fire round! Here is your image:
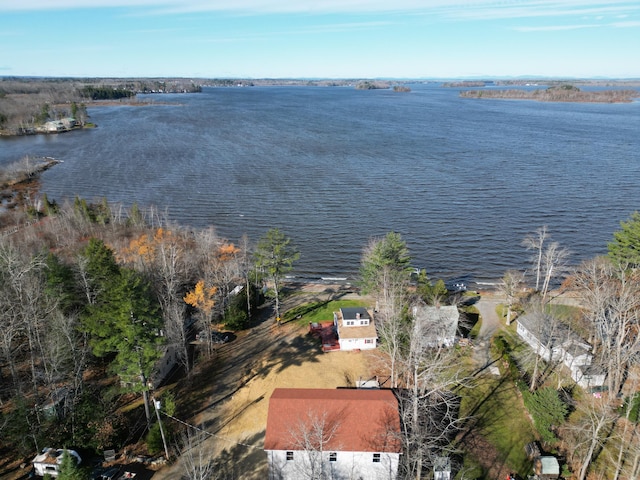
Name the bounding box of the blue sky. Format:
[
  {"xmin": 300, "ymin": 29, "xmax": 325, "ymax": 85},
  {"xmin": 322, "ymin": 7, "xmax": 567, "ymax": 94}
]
[{"xmin": 1, "ymin": 1, "xmax": 639, "ymax": 78}]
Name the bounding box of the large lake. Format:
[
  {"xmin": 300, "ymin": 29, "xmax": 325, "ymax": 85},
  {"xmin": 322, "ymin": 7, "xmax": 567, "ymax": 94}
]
[{"xmin": 1, "ymin": 84, "xmax": 639, "ymax": 285}]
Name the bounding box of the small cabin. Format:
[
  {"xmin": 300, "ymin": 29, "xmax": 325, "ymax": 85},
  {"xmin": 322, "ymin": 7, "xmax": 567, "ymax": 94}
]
[{"xmin": 32, "ymin": 448, "xmax": 81, "ymax": 477}]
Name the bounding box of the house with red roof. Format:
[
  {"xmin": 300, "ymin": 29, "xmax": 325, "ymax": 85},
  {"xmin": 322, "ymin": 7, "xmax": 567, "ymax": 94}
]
[{"xmin": 264, "ymin": 388, "xmax": 402, "ymax": 480}]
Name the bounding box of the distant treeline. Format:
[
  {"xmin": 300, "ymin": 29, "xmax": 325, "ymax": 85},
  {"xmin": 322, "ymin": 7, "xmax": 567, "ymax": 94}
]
[
  {"xmin": 459, "ymin": 84, "xmax": 640, "ymax": 103},
  {"xmin": 81, "ymin": 85, "xmax": 135, "ymax": 100},
  {"xmin": 0, "ymin": 77, "xmax": 203, "ymax": 135}
]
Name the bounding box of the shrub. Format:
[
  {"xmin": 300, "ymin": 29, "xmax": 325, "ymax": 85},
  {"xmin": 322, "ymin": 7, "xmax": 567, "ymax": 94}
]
[
  {"xmin": 223, "ymin": 289, "xmax": 250, "ymax": 330},
  {"xmin": 522, "ymin": 387, "xmax": 568, "ymax": 444},
  {"xmin": 146, "ymin": 422, "xmax": 164, "ymax": 455}
]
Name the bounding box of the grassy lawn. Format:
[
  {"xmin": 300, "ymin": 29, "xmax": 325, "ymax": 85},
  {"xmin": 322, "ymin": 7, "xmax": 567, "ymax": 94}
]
[
  {"xmin": 282, "ymin": 299, "xmax": 368, "ymax": 326},
  {"xmin": 459, "ymin": 370, "xmax": 537, "ymax": 478}
]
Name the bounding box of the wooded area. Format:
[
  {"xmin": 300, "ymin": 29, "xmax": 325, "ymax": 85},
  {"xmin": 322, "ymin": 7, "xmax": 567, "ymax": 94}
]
[
  {"xmin": 459, "ymin": 84, "xmax": 640, "ymax": 103},
  {"xmin": 1, "ymin": 161, "xmax": 640, "ymax": 478},
  {"xmin": 0, "ymin": 78, "xmax": 202, "ymax": 135},
  {"xmin": 0, "ymin": 178, "xmax": 308, "ymax": 477}
]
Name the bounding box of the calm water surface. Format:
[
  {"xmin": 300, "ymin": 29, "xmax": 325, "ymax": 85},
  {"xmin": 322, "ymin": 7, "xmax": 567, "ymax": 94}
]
[{"xmin": 1, "ymin": 84, "xmax": 639, "ymax": 285}]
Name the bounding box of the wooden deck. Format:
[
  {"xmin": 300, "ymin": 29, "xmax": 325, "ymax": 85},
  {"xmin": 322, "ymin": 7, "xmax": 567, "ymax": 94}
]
[{"xmin": 309, "ymin": 321, "xmax": 340, "ymax": 352}]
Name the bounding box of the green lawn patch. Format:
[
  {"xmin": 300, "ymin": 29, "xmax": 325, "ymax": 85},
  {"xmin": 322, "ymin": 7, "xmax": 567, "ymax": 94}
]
[
  {"xmin": 283, "ymin": 299, "xmax": 367, "ymax": 325},
  {"xmin": 459, "ymin": 372, "xmax": 537, "ymax": 476},
  {"xmin": 546, "ymin": 303, "xmax": 582, "ymax": 321}
]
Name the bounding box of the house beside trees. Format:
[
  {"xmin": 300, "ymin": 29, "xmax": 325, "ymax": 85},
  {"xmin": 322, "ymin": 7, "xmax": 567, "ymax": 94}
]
[{"xmin": 264, "ymin": 388, "xmax": 402, "ymax": 480}]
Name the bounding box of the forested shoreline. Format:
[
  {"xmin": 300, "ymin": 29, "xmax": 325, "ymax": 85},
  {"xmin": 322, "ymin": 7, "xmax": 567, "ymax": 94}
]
[{"xmin": 459, "ymin": 84, "xmax": 640, "ymax": 103}]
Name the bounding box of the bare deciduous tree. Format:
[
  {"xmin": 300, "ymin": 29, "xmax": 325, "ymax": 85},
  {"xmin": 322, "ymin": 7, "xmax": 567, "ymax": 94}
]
[
  {"xmin": 179, "ymin": 427, "xmax": 219, "ymax": 480},
  {"xmin": 398, "ymin": 324, "xmax": 466, "ymax": 480},
  {"xmin": 540, "ymin": 240, "xmax": 571, "ymax": 301},
  {"xmin": 375, "ymin": 265, "xmax": 410, "ymax": 388},
  {"xmin": 523, "ymin": 225, "xmax": 548, "ymax": 292},
  {"xmin": 499, "ymin": 270, "xmax": 524, "ymax": 325},
  {"xmin": 561, "ymin": 397, "xmax": 617, "ymax": 480},
  {"xmin": 287, "ymin": 409, "xmax": 343, "ymax": 480},
  {"xmin": 573, "ymin": 257, "xmax": 640, "ymax": 395}
]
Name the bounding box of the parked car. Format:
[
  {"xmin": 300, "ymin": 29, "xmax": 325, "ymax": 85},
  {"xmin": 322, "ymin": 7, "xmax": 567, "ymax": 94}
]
[
  {"xmin": 446, "ymin": 282, "xmax": 467, "ymax": 293},
  {"xmin": 212, "ymin": 332, "xmax": 230, "ymax": 344},
  {"xmin": 195, "ymin": 330, "xmax": 229, "ymax": 344}
]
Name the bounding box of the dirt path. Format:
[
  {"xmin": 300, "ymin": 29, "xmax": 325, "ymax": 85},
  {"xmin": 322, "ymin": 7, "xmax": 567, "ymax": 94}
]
[{"xmin": 471, "ymin": 291, "xmax": 505, "ymax": 368}]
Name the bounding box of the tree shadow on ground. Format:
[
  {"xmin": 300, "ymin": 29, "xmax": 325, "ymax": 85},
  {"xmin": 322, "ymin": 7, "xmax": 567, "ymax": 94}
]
[
  {"xmin": 214, "ymin": 430, "xmax": 267, "ymax": 480},
  {"xmin": 255, "ymin": 333, "xmax": 324, "ymax": 376},
  {"xmin": 457, "ymin": 371, "xmax": 535, "ymax": 477},
  {"xmin": 280, "ymin": 289, "xmax": 351, "ymax": 323}
]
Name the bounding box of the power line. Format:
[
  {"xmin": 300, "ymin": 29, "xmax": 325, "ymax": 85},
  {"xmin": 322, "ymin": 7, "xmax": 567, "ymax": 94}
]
[{"xmin": 160, "ymin": 411, "xmax": 262, "ymax": 450}]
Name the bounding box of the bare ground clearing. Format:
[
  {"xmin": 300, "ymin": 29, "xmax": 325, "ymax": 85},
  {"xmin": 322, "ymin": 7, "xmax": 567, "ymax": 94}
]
[{"xmin": 153, "ymin": 283, "xmax": 374, "ymax": 479}]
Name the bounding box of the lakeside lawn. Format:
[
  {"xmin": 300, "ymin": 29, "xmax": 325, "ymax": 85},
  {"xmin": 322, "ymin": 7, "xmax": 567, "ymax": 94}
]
[
  {"xmin": 458, "ymin": 369, "xmax": 538, "ymax": 478},
  {"xmin": 282, "ymin": 298, "xmax": 367, "ymax": 326}
]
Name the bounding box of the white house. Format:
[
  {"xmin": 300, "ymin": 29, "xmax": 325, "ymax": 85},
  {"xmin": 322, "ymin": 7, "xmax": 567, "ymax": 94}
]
[
  {"xmin": 32, "ymin": 448, "xmax": 81, "ymax": 477},
  {"xmin": 265, "ymin": 388, "xmax": 402, "ymax": 480},
  {"xmin": 411, "ymin": 304, "xmax": 460, "ymax": 348},
  {"xmin": 516, "ymin": 314, "xmax": 605, "ymax": 389},
  {"xmin": 333, "ymin": 307, "xmax": 378, "ymax": 351}
]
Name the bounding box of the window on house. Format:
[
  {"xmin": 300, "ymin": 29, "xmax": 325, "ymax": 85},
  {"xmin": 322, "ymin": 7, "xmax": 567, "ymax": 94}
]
[
  {"xmin": 364, "ymin": 339, "xmax": 374, "ymax": 344},
  {"xmin": 360, "ymin": 320, "xmax": 368, "ymax": 325},
  {"xmin": 329, "ymin": 452, "xmax": 337, "ymax": 462},
  {"xmin": 373, "ymin": 453, "xmax": 381, "ymax": 463},
  {"xmin": 286, "ymin": 451, "xmax": 294, "ymax": 461},
  {"xmin": 346, "ymin": 321, "xmax": 354, "ymax": 326}
]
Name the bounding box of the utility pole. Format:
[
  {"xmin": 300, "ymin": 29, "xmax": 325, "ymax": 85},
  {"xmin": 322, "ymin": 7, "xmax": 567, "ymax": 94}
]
[
  {"xmin": 140, "ymin": 370, "xmax": 152, "ymax": 429},
  {"xmin": 153, "ymin": 397, "xmax": 170, "ymax": 461}
]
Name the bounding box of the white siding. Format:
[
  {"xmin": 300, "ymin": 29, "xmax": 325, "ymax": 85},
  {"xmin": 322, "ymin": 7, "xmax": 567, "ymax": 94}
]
[
  {"xmin": 267, "ymin": 449, "xmax": 400, "ymax": 480},
  {"xmin": 338, "ymin": 337, "xmax": 377, "ymax": 351}
]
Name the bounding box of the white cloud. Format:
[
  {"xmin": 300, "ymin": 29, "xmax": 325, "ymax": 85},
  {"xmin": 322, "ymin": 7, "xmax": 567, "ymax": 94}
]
[
  {"xmin": 513, "ymin": 23, "xmax": 598, "ymax": 31},
  {"xmin": 2, "ymin": 0, "xmax": 640, "ymax": 21},
  {"xmin": 610, "ymin": 20, "xmax": 640, "ymax": 27},
  {"xmin": 513, "ymin": 18, "xmax": 640, "ymax": 31}
]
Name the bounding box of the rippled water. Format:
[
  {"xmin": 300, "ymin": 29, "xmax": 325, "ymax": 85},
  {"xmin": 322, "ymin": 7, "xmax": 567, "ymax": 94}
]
[{"xmin": 1, "ymin": 84, "xmax": 639, "ymax": 284}]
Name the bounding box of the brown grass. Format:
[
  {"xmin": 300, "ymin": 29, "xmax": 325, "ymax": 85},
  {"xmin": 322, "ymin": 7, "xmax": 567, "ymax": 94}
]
[{"xmin": 154, "ymin": 310, "xmax": 376, "ymax": 480}]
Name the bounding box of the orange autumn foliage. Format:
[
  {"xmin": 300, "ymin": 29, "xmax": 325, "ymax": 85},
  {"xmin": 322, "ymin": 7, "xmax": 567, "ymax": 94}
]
[
  {"xmin": 121, "ymin": 228, "xmax": 174, "ymax": 264},
  {"xmin": 217, "ymin": 243, "xmax": 240, "ymax": 261},
  {"xmin": 183, "ymin": 280, "xmax": 217, "ymax": 313}
]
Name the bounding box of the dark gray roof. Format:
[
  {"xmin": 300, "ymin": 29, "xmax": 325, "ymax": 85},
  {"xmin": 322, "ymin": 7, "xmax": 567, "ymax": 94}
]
[
  {"xmin": 518, "ymin": 313, "xmax": 591, "ymax": 351},
  {"xmin": 340, "ymin": 307, "xmax": 370, "ymax": 320}
]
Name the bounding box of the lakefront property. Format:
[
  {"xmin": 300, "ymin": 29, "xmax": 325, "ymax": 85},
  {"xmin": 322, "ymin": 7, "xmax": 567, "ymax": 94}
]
[
  {"xmin": 309, "ymin": 307, "xmax": 378, "ymax": 352},
  {"xmin": 2, "ymin": 76, "xmax": 640, "ymax": 480},
  {"xmin": 516, "ymin": 313, "xmax": 606, "ymax": 389}
]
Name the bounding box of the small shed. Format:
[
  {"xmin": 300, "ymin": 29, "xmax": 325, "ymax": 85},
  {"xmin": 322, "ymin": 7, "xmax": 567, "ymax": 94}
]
[
  {"xmin": 534, "ymin": 456, "xmax": 560, "ymax": 479},
  {"xmin": 434, "ymin": 456, "xmax": 451, "ymax": 480}
]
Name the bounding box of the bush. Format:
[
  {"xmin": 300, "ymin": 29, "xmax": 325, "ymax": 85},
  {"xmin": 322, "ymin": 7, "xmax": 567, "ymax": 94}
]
[
  {"xmin": 622, "ymin": 393, "xmax": 640, "ymax": 423},
  {"xmin": 522, "ymin": 387, "xmax": 568, "ymax": 444},
  {"xmin": 223, "ymin": 289, "xmax": 250, "ymax": 330},
  {"xmin": 146, "ymin": 422, "xmax": 164, "ymax": 455}
]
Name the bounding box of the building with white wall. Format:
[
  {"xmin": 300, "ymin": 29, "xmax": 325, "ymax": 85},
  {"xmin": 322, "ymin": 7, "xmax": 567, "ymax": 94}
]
[{"xmin": 265, "ymin": 388, "xmax": 402, "ymax": 480}]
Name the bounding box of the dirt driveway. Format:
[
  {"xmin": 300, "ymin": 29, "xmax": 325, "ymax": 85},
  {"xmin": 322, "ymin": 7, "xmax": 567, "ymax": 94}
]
[{"xmin": 467, "ymin": 291, "xmax": 504, "ymax": 369}]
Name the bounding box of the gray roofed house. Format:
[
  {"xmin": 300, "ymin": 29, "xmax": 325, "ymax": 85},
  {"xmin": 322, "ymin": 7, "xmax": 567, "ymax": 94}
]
[
  {"xmin": 516, "ymin": 313, "xmax": 605, "ymax": 389},
  {"xmin": 534, "ymin": 455, "xmax": 560, "ymax": 479},
  {"xmin": 411, "ymin": 304, "xmax": 459, "ymax": 348}
]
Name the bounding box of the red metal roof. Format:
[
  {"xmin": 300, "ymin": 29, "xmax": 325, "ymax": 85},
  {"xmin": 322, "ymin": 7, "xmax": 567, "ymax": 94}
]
[{"xmin": 264, "ymin": 388, "xmax": 401, "ymax": 453}]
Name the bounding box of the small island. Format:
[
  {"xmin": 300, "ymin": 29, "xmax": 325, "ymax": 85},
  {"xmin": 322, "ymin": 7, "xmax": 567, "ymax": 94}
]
[{"xmin": 459, "ymin": 84, "xmax": 640, "ymax": 103}]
